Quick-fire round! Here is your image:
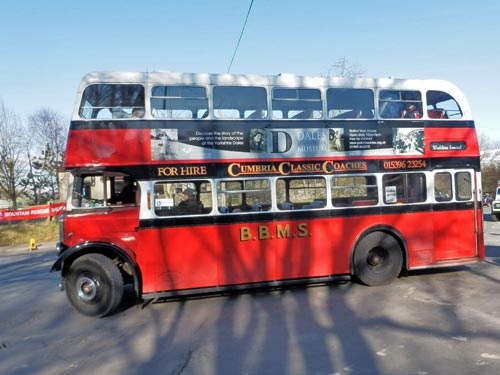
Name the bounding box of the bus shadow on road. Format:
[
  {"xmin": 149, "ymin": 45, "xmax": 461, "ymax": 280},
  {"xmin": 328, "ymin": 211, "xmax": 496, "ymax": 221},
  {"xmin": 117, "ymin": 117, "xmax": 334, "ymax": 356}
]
[{"xmin": 406, "ymin": 265, "xmax": 470, "ymax": 279}]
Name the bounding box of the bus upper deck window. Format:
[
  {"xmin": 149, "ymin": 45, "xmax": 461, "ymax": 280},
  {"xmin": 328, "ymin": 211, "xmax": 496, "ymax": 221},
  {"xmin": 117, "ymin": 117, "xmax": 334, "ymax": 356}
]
[
  {"xmin": 213, "ymin": 86, "xmax": 268, "ymax": 119},
  {"xmin": 79, "ymin": 84, "xmax": 145, "ymax": 120},
  {"xmin": 151, "ymin": 85, "xmax": 208, "ymax": 119},
  {"xmin": 426, "ymin": 90, "xmax": 462, "ymax": 119},
  {"xmin": 379, "ymin": 90, "xmax": 422, "ymax": 119},
  {"xmin": 327, "ymin": 88, "xmax": 374, "ymax": 119},
  {"xmin": 272, "ymin": 88, "xmax": 322, "ymax": 119}
]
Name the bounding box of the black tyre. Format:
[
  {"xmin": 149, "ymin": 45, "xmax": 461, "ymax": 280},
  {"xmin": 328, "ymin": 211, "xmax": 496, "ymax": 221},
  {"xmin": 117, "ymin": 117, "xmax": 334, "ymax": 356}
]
[
  {"xmin": 64, "ymin": 254, "xmax": 124, "ymax": 317},
  {"xmin": 353, "ymin": 232, "xmax": 403, "ymax": 286}
]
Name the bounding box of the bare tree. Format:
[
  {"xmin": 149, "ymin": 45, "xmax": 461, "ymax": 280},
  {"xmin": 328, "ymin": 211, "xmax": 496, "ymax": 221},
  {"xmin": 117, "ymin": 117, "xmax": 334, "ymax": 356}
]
[
  {"xmin": 25, "ymin": 108, "xmax": 68, "ymax": 202},
  {"xmin": 0, "ymin": 100, "xmax": 27, "ymax": 209},
  {"xmin": 323, "ymin": 57, "xmax": 366, "ymax": 78},
  {"xmin": 478, "ymin": 132, "xmax": 500, "ymax": 195},
  {"xmin": 479, "ymin": 132, "xmax": 500, "ymax": 163}
]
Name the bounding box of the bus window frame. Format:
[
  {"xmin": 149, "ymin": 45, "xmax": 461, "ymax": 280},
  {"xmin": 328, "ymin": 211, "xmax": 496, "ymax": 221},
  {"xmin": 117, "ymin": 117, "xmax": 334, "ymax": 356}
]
[
  {"xmin": 382, "ymin": 172, "xmax": 427, "ymax": 204},
  {"xmin": 379, "ymin": 89, "xmax": 422, "ymax": 119},
  {"xmin": 455, "ymin": 171, "xmax": 472, "ymax": 201},
  {"xmin": 70, "ymin": 172, "xmax": 139, "ymax": 210},
  {"xmin": 216, "ymin": 178, "xmax": 272, "ymax": 213},
  {"xmin": 150, "ymin": 85, "xmax": 209, "ymax": 119},
  {"xmin": 276, "ymin": 176, "xmax": 327, "ymax": 210},
  {"xmin": 331, "ymin": 174, "xmax": 378, "ymax": 207},
  {"xmin": 327, "ymin": 88, "xmax": 375, "ymax": 120},
  {"xmin": 153, "ymin": 179, "xmax": 213, "ymax": 216},
  {"xmin": 426, "ymin": 90, "xmax": 463, "ymax": 119},
  {"xmin": 213, "ymin": 86, "xmax": 268, "ymax": 119},
  {"xmin": 78, "ymin": 83, "xmax": 145, "ymax": 120},
  {"xmin": 271, "ymin": 87, "xmax": 323, "ymax": 120}
]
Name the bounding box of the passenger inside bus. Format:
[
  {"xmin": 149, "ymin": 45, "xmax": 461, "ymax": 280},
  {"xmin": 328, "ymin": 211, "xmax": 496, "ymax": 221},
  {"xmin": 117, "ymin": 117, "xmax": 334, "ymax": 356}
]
[
  {"xmin": 171, "ymin": 187, "xmax": 203, "ymax": 215},
  {"xmin": 401, "ymin": 104, "xmax": 422, "ymax": 119},
  {"xmin": 109, "ymin": 176, "xmax": 137, "ymax": 205}
]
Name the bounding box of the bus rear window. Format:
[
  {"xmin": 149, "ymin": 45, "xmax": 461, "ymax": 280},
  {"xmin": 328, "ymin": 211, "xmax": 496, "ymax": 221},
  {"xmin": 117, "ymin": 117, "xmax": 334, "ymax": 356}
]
[
  {"xmin": 455, "ymin": 172, "xmax": 472, "ymax": 201},
  {"xmin": 426, "ymin": 90, "xmax": 462, "ymax": 119},
  {"xmin": 79, "ymin": 84, "xmax": 145, "ymax": 119}
]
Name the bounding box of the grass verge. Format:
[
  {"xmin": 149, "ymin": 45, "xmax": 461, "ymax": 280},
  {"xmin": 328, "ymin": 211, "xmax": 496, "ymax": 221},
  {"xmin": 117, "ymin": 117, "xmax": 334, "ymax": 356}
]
[{"xmin": 0, "ymin": 220, "xmax": 59, "ymax": 247}]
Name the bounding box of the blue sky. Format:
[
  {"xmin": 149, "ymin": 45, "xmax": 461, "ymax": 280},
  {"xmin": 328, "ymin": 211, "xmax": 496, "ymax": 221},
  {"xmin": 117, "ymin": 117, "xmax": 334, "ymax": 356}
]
[{"xmin": 1, "ymin": 0, "xmax": 499, "ymax": 140}]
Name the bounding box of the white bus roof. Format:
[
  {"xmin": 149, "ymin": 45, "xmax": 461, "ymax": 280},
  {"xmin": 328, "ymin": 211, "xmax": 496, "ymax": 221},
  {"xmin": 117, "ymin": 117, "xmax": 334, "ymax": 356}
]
[{"xmin": 74, "ymin": 71, "xmax": 472, "ymax": 120}]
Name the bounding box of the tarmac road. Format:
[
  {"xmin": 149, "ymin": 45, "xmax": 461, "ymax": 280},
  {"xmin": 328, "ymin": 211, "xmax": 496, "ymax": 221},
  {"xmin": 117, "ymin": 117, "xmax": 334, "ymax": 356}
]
[{"xmin": 0, "ymin": 215, "xmax": 499, "ymax": 375}]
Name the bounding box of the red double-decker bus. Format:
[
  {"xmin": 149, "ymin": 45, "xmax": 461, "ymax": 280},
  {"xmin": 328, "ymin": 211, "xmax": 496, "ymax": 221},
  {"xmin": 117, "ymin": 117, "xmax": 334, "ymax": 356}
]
[{"xmin": 51, "ymin": 71, "xmax": 484, "ymax": 317}]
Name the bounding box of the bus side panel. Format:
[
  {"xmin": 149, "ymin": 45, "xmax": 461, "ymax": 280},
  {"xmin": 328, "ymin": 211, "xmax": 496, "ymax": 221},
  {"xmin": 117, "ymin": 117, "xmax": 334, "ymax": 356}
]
[
  {"xmin": 62, "ymin": 208, "xmax": 140, "ymax": 255},
  {"xmin": 136, "ymin": 208, "xmax": 480, "ymax": 295},
  {"xmin": 137, "ymin": 226, "xmax": 219, "ymax": 293},
  {"xmin": 218, "ymin": 223, "xmax": 275, "ymax": 285},
  {"xmin": 398, "ymin": 212, "xmax": 434, "ymax": 268},
  {"xmin": 344, "ymin": 211, "xmax": 435, "ymax": 270},
  {"xmin": 432, "ymin": 207, "xmax": 479, "ymax": 261},
  {"xmin": 65, "ymin": 128, "xmax": 151, "ymax": 168},
  {"xmin": 274, "ymin": 217, "xmax": 340, "ymax": 279}
]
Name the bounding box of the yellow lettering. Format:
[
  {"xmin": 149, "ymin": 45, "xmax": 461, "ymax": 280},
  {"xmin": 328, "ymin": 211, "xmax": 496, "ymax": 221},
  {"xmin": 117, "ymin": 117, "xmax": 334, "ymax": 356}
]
[
  {"xmin": 297, "ymin": 223, "xmax": 308, "ymax": 237},
  {"xmin": 180, "ymin": 166, "xmax": 208, "ymax": 176},
  {"xmin": 240, "ymin": 227, "xmax": 252, "ymax": 241},
  {"xmin": 278, "ymin": 162, "xmax": 291, "ymax": 175},
  {"xmin": 276, "ymin": 224, "xmax": 290, "ymax": 239},
  {"xmin": 157, "ymin": 167, "xmax": 179, "ymax": 177},
  {"xmin": 228, "ymin": 163, "xmax": 241, "ymax": 177},
  {"xmin": 258, "ymin": 226, "xmax": 269, "ymax": 240}
]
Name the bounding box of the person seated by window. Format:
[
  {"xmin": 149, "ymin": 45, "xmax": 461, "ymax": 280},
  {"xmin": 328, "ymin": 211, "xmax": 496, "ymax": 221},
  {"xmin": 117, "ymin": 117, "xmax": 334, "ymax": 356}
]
[
  {"xmin": 131, "ymin": 108, "xmax": 145, "ymax": 118},
  {"xmin": 401, "ymin": 104, "xmax": 422, "ymax": 119},
  {"xmin": 171, "ymin": 188, "xmax": 203, "ymax": 215},
  {"xmin": 110, "ymin": 108, "xmax": 131, "ymax": 119},
  {"xmin": 109, "ymin": 176, "xmax": 137, "ymax": 204}
]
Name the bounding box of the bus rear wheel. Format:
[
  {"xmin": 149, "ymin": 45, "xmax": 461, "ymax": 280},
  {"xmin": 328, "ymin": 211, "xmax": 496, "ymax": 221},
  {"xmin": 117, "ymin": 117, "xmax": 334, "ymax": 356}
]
[
  {"xmin": 65, "ymin": 254, "xmax": 124, "ymax": 317},
  {"xmin": 353, "ymin": 232, "xmax": 403, "ymax": 286}
]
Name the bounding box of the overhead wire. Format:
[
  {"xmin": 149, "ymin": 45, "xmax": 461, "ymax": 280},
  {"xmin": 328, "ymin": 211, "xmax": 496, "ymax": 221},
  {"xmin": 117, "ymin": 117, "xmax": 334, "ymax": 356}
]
[{"xmin": 227, "ymin": 0, "xmax": 254, "ymax": 73}]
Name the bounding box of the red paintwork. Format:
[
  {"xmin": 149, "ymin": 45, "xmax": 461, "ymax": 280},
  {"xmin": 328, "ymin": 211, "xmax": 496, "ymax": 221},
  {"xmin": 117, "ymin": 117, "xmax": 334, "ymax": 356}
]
[
  {"xmin": 63, "ymin": 207, "xmax": 139, "ymax": 262},
  {"xmin": 65, "ymin": 129, "xmax": 151, "ymax": 168},
  {"xmin": 62, "ymin": 207, "xmax": 482, "ymax": 294},
  {"xmin": 63, "ymin": 126, "xmax": 480, "ymax": 168},
  {"xmin": 61, "ymin": 124, "xmax": 483, "ymax": 295}
]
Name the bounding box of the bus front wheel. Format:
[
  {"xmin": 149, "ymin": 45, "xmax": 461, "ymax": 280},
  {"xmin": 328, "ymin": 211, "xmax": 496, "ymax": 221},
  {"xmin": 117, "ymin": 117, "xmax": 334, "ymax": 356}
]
[
  {"xmin": 65, "ymin": 254, "xmax": 124, "ymax": 317},
  {"xmin": 353, "ymin": 232, "xmax": 403, "ymax": 286}
]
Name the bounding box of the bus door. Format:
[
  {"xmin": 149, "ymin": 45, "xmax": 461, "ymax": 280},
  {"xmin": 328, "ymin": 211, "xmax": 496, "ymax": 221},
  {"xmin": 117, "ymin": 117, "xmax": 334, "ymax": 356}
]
[{"xmin": 433, "ymin": 170, "xmax": 479, "ymax": 261}]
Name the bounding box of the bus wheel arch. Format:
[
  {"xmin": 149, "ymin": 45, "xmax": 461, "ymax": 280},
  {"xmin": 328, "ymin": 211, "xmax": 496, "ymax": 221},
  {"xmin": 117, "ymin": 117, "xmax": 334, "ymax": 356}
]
[{"xmin": 351, "ymin": 228, "xmax": 406, "ymax": 286}]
